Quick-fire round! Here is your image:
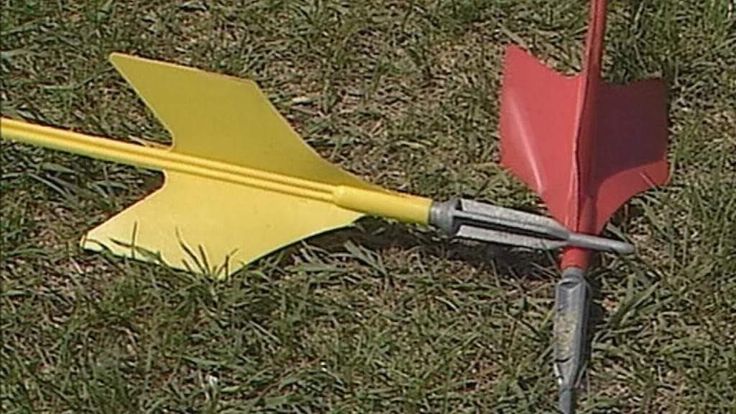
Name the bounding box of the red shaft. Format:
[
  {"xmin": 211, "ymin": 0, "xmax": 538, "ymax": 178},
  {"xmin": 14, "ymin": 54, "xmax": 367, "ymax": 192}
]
[
  {"xmin": 562, "ymin": 0, "xmax": 608, "ymax": 271},
  {"xmin": 584, "ymin": 0, "xmax": 608, "ymax": 78}
]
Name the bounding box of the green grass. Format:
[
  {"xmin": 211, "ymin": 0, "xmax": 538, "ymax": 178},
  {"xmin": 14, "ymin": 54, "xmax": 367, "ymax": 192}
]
[{"xmin": 1, "ymin": 0, "xmax": 735, "ymax": 412}]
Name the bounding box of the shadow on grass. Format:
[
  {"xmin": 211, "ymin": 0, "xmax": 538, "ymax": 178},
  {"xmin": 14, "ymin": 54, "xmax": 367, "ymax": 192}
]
[{"xmin": 249, "ymin": 216, "xmax": 558, "ymax": 282}]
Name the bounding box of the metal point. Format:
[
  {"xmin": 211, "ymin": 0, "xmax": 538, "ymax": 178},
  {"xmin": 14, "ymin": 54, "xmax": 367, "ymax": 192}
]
[{"xmin": 429, "ymin": 198, "xmax": 634, "ymax": 254}]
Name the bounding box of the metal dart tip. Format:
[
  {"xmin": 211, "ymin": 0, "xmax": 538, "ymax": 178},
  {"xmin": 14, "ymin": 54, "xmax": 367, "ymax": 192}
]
[
  {"xmin": 566, "ymin": 231, "xmax": 635, "ymax": 254},
  {"xmin": 429, "ymin": 198, "xmax": 635, "ymax": 254}
]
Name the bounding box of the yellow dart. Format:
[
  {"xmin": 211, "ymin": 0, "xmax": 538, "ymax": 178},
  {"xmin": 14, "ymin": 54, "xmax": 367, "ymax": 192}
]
[{"xmin": 0, "ymin": 53, "xmax": 632, "ymax": 276}]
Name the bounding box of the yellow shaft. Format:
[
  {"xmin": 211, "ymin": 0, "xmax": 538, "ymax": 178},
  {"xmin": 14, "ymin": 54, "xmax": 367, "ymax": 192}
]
[{"xmin": 0, "ymin": 118, "xmax": 431, "ymax": 224}]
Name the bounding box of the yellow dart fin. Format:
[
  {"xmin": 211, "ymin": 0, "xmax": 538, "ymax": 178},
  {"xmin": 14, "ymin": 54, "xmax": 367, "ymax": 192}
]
[
  {"xmin": 0, "ymin": 54, "xmax": 431, "ymax": 276},
  {"xmin": 84, "ymin": 172, "xmax": 362, "ymax": 276},
  {"xmin": 109, "ymin": 53, "xmax": 375, "ymax": 189},
  {"xmin": 81, "ymin": 53, "xmax": 401, "ymax": 275}
]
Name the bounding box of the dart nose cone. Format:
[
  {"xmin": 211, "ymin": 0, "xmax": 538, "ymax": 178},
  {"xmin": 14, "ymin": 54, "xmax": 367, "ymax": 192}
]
[
  {"xmin": 567, "ymin": 232, "xmax": 635, "ymax": 255},
  {"xmin": 616, "ymin": 240, "xmax": 636, "ymax": 255}
]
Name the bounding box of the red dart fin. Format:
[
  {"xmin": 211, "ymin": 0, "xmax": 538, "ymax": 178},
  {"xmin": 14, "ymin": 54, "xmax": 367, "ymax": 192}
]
[
  {"xmin": 499, "ymin": 0, "xmax": 669, "ymax": 266},
  {"xmin": 500, "ymin": 45, "xmax": 580, "ymax": 227}
]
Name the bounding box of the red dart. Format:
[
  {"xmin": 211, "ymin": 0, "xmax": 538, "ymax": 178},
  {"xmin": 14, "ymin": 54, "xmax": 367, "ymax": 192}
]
[{"xmin": 499, "ymin": 0, "xmax": 669, "ymax": 411}]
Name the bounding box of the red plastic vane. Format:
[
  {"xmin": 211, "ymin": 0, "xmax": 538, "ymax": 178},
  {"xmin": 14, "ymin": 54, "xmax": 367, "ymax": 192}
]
[{"xmin": 499, "ymin": 0, "xmax": 669, "ymax": 270}]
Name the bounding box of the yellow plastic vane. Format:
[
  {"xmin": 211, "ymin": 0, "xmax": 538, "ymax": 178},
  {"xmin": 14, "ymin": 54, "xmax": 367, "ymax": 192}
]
[{"xmin": 1, "ymin": 54, "xmax": 431, "ymax": 276}]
